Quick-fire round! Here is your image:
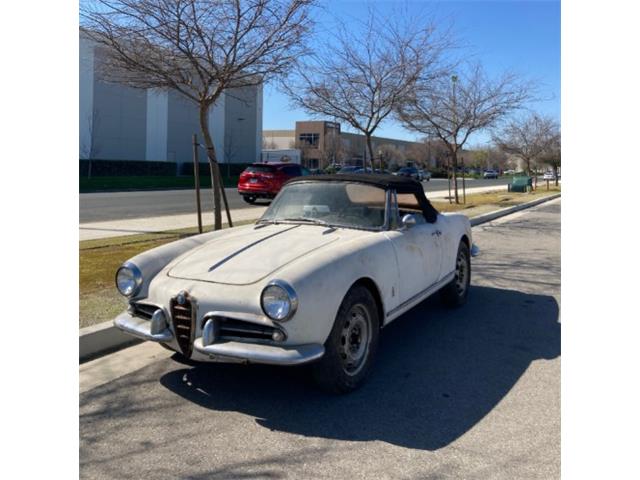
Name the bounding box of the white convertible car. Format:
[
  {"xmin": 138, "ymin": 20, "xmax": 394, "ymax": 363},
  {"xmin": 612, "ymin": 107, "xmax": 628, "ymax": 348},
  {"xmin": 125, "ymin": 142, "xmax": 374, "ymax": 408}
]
[{"xmin": 114, "ymin": 174, "xmax": 478, "ymax": 392}]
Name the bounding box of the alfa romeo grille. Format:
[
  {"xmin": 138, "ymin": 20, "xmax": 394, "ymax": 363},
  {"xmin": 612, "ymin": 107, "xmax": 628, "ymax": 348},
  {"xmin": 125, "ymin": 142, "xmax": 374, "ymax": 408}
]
[
  {"xmin": 202, "ymin": 317, "xmax": 279, "ymax": 342},
  {"xmin": 129, "ymin": 302, "xmax": 157, "ymax": 320},
  {"xmin": 170, "ymin": 292, "xmax": 196, "ymax": 357}
]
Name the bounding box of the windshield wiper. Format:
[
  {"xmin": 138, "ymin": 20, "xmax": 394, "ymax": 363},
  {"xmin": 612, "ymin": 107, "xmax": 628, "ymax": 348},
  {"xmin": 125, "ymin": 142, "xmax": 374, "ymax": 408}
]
[
  {"xmin": 280, "ymin": 217, "xmax": 333, "ymax": 227},
  {"xmin": 256, "ymin": 217, "xmax": 338, "ymax": 230}
]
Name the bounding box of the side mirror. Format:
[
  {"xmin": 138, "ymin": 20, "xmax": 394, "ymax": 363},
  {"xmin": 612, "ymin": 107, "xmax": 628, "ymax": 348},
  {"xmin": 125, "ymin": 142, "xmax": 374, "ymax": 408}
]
[{"xmin": 401, "ymin": 213, "xmax": 418, "ymax": 229}]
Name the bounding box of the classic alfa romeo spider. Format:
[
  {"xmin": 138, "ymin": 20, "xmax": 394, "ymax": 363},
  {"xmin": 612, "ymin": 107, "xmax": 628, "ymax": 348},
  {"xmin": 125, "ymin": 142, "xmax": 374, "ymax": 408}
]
[{"xmin": 114, "ymin": 174, "xmax": 478, "ymax": 392}]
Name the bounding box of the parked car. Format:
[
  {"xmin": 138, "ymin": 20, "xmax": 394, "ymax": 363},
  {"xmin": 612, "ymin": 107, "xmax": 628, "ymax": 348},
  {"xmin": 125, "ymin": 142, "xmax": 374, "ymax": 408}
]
[
  {"xmin": 483, "ymin": 170, "xmax": 499, "ymax": 179},
  {"xmin": 395, "ymin": 166, "xmax": 421, "ymax": 180},
  {"xmin": 420, "ymin": 169, "xmax": 432, "ymax": 181},
  {"xmin": 503, "ymin": 169, "xmax": 516, "ymax": 175},
  {"xmin": 324, "ymin": 163, "xmax": 343, "ymax": 174},
  {"xmin": 237, "ymin": 162, "xmax": 309, "ymax": 204},
  {"xmin": 543, "ymin": 171, "xmax": 559, "ymax": 180},
  {"xmin": 337, "ymin": 165, "xmax": 361, "ymax": 174},
  {"xmin": 113, "ymin": 174, "xmax": 478, "ymax": 393}
]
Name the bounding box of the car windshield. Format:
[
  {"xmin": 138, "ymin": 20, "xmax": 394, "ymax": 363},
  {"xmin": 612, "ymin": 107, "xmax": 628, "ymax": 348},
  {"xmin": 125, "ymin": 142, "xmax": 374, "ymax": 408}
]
[{"xmin": 258, "ymin": 182, "xmax": 387, "ymax": 230}]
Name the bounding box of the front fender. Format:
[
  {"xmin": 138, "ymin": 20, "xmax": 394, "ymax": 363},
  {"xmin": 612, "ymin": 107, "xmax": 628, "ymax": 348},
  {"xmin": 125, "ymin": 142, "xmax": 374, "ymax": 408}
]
[{"xmin": 273, "ymin": 233, "xmax": 397, "ymax": 345}]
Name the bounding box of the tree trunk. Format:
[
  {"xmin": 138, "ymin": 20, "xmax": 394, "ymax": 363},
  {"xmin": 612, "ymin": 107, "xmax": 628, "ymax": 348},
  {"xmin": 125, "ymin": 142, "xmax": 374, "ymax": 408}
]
[
  {"xmin": 553, "ymin": 164, "xmax": 559, "ymax": 187},
  {"xmin": 450, "ymin": 147, "xmax": 460, "ymax": 204},
  {"xmin": 199, "ymin": 103, "xmax": 222, "ymax": 230},
  {"xmin": 365, "ymin": 134, "xmax": 374, "ymax": 171}
]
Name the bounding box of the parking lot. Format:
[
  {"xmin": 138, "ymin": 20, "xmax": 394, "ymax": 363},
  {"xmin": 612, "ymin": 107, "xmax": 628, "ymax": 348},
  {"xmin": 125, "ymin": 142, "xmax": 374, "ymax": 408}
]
[{"xmin": 80, "ymin": 198, "xmax": 560, "ymax": 479}]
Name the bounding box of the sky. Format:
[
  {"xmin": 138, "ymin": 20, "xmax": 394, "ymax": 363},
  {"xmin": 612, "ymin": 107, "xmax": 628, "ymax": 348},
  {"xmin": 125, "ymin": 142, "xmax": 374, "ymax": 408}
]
[{"xmin": 262, "ymin": 0, "xmax": 561, "ymax": 147}]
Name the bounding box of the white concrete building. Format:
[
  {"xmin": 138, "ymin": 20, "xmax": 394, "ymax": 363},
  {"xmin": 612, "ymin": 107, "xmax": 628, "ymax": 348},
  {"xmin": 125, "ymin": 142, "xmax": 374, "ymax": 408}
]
[{"xmin": 79, "ymin": 31, "xmax": 263, "ymax": 167}]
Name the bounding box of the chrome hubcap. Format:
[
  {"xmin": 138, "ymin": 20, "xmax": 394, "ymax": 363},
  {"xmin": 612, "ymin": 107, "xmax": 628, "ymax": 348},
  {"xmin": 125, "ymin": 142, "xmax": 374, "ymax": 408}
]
[
  {"xmin": 455, "ymin": 249, "xmax": 469, "ymax": 296},
  {"xmin": 339, "ymin": 304, "xmax": 371, "ymax": 376}
]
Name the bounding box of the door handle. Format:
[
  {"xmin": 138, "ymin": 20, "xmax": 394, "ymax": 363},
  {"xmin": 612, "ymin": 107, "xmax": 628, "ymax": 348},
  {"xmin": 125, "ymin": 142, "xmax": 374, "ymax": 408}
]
[{"xmin": 432, "ymin": 230, "xmax": 442, "ymax": 237}]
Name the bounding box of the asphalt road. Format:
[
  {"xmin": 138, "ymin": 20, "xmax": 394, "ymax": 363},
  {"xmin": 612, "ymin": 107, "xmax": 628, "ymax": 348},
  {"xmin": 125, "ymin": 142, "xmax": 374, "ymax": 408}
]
[
  {"xmin": 80, "ymin": 198, "xmax": 560, "ymax": 479},
  {"xmin": 79, "ymin": 177, "xmax": 512, "ymax": 223}
]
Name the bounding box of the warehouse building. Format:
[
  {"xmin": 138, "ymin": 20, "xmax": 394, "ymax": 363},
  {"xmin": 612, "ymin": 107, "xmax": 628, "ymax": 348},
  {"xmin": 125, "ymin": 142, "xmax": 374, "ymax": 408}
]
[
  {"xmin": 263, "ymin": 121, "xmax": 432, "ymax": 169},
  {"xmin": 80, "ymin": 30, "xmax": 263, "ymax": 170}
]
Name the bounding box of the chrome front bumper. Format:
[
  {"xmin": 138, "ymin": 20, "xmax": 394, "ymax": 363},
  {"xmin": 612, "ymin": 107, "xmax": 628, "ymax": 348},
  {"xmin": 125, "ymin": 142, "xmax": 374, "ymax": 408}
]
[
  {"xmin": 114, "ymin": 311, "xmax": 325, "ymax": 366},
  {"xmin": 192, "ymin": 338, "xmax": 324, "ymax": 366},
  {"xmin": 114, "ymin": 312, "xmax": 173, "ymax": 342}
]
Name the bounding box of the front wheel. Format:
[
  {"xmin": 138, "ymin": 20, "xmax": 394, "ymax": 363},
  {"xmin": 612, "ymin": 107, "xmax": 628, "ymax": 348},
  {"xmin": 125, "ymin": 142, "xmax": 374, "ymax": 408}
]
[
  {"xmin": 440, "ymin": 241, "xmax": 471, "ymax": 307},
  {"xmin": 312, "ymin": 285, "xmax": 380, "ymax": 393}
]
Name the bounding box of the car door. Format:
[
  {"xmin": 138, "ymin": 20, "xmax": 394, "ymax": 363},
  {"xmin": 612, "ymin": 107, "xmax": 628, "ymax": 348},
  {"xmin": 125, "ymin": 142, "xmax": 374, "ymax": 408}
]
[{"xmin": 384, "ymin": 191, "xmax": 443, "ymax": 305}]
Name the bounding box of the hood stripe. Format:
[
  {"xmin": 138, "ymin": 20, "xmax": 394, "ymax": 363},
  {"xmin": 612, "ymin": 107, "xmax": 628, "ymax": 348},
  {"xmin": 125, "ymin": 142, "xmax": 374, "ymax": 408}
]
[{"xmin": 207, "ymin": 225, "xmax": 299, "ymax": 273}]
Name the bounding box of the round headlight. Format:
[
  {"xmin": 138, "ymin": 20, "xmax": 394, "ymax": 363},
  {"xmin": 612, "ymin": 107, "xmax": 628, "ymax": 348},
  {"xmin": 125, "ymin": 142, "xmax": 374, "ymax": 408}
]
[
  {"xmin": 261, "ymin": 280, "xmax": 298, "ymax": 321},
  {"xmin": 115, "ymin": 262, "xmax": 143, "ymax": 297}
]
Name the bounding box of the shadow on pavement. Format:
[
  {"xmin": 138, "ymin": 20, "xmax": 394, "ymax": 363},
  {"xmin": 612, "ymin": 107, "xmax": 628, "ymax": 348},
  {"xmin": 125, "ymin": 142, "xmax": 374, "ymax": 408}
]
[{"xmin": 160, "ymin": 285, "xmax": 560, "ymax": 451}]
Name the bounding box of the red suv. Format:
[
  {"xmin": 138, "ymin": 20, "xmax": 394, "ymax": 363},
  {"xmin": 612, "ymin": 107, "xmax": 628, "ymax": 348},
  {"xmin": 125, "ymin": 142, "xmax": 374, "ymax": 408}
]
[{"xmin": 238, "ymin": 163, "xmax": 309, "ymax": 204}]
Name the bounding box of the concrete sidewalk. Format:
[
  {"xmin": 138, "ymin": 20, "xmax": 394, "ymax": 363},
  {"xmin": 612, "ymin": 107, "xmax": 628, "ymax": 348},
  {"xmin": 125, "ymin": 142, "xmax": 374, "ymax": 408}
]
[
  {"xmin": 79, "ymin": 184, "xmax": 506, "ymax": 241},
  {"xmin": 80, "ymin": 206, "xmax": 269, "ymax": 241}
]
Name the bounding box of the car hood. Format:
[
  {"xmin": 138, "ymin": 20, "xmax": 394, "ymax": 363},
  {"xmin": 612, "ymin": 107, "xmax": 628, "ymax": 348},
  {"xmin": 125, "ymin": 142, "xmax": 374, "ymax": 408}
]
[{"xmin": 167, "ymin": 224, "xmax": 343, "ymax": 285}]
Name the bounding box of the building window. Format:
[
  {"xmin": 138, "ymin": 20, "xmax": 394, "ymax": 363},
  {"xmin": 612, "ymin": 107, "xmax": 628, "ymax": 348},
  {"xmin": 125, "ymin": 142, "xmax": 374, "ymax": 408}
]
[{"xmin": 299, "ymin": 133, "xmax": 319, "ymax": 148}]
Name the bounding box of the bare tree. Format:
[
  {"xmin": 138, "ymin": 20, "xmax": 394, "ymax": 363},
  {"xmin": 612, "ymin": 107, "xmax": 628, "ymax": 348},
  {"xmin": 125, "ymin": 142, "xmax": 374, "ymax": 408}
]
[
  {"xmin": 469, "ymin": 146, "xmax": 508, "ymax": 171},
  {"xmin": 539, "ymin": 132, "xmax": 561, "ymax": 186},
  {"xmin": 282, "ymin": 7, "xmax": 451, "ymax": 170},
  {"xmin": 378, "ymin": 144, "xmax": 406, "ymax": 168},
  {"xmin": 262, "ymin": 137, "xmax": 278, "ymax": 149},
  {"xmin": 493, "ymin": 113, "xmax": 560, "ymax": 181},
  {"xmin": 81, "ymin": 0, "xmax": 315, "ymax": 229},
  {"xmin": 406, "ymin": 137, "xmax": 444, "ymax": 169},
  {"xmin": 398, "ymin": 63, "xmax": 533, "ymax": 203}
]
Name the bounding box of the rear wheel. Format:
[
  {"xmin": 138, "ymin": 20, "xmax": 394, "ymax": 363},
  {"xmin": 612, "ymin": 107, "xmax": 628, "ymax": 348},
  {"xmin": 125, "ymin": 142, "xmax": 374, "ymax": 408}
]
[
  {"xmin": 440, "ymin": 241, "xmax": 471, "ymax": 307},
  {"xmin": 312, "ymin": 285, "xmax": 380, "ymax": 393},
  {"xmin": 243, "ymin": 195, "xmax": 256, "ymax": 204}
]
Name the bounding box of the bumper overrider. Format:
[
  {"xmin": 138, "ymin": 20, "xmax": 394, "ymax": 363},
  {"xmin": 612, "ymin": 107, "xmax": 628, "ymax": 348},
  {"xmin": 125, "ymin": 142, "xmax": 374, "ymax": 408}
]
[{"xmin": 113, "ymin": 309, "xmax": 325, "ymax": 366}]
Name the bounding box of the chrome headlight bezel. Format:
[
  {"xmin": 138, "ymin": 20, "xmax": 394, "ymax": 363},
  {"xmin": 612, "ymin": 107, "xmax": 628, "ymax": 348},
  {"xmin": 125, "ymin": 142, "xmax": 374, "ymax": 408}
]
[
  {"xmin": 115, "ymin": 262, "xmax": 143, "ymax": 297},
  {"xmin": 260, "ymin": 279, "xmax": 298, "ymax": 322}
]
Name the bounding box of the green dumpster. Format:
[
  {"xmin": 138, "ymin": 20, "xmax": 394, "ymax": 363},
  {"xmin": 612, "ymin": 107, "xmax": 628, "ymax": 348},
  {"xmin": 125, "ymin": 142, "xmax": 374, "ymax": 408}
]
[{"xmin": 508, "ymin": 176, "xmax": 532, "ymax": 193}]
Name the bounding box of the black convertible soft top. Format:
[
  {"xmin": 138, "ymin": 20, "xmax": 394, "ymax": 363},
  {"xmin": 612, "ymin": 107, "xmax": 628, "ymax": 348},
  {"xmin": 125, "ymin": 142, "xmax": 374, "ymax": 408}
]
[{"xmin": 286, "ymin": 173, "xmax": 439, "ymax": 223}]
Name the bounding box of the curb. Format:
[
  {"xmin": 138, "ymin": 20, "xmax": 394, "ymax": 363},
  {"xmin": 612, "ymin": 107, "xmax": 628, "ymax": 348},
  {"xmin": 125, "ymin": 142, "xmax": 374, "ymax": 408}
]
[
  {"xmin": 469, "ymin": 192, "xmax": 561, "ymax": 227},
  {"xmin": 79, "ymin": 191, "xmax": 561, "ymax": 362},
  {"xmin": 79, "ymin": 320, "xmax": 141, "ymax": 363}
]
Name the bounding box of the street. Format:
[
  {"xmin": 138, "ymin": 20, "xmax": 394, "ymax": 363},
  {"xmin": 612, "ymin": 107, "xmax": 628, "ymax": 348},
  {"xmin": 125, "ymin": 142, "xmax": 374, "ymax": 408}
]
[
  {"xmin": 79, "ymin": 178, "xmax": 512, "ymax": 223},
  {"xmin": 79, "ymin": 198, "xmax": 560, "ymax": 479}
]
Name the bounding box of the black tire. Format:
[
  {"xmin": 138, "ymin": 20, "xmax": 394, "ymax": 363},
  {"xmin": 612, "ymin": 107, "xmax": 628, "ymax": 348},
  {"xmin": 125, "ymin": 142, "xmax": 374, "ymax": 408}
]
[
  {"xmin": 243, "ymin": 195, "xmax": 256, "ymax": 204},
  {"xmin": 312, "ymin": 285, "xmax": 380, "ymax": 393},
  {"xmin": 440, "ymin": 241, "xmax": 471, "ymax": 307}
]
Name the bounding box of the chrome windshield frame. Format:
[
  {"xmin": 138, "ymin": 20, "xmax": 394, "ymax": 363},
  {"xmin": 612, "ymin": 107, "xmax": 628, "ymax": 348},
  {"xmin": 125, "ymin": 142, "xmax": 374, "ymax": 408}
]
[{"xmin": 258, "ymin": 180, "xmax": 392, "ymax": 233}]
